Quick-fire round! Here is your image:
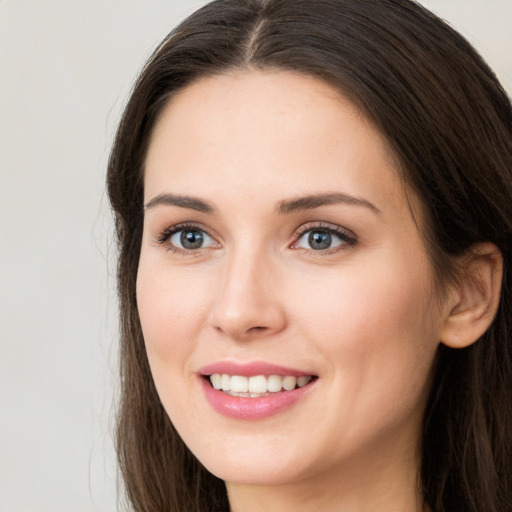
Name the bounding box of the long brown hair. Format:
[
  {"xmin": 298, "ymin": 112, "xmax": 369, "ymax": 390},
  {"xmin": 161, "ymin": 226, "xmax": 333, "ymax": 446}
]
[{"xmin": 107, "ymin": 1, "xmax": 512, "ymax": 510}]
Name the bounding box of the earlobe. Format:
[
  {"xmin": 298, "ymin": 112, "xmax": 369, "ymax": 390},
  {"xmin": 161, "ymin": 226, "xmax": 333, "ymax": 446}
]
[{"xmin": 440, "ymin": 243, "xmax": 503, "ymax": 349}]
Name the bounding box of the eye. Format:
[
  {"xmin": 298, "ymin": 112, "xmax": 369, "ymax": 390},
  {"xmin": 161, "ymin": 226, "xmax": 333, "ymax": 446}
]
[
  {"xmin": 171, "ymin": 228, "xmax": 213, "ymax": 250},
  {"xmin": 293, "ymin": 225, "xmax": 357, "ymax": 252},
  {"xmin": 297, "ymin": 229, "xmax": 342, "ymax": 251},
  {"xmin": 157, "ymin": 224, "xmax": 219, "ymax": 252}
]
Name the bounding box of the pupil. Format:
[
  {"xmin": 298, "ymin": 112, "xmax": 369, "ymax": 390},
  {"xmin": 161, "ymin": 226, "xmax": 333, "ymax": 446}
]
[
  {"xmin": 181, "ymin": 230, "xmax": 204, "ymax": 249},
  {"xmin": 309, "ymin": 231, "xmax": 331, "ymax": 250}
]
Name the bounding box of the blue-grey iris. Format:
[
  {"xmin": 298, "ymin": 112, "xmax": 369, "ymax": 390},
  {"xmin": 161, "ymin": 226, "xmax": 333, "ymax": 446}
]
[
  {"xmin": 309, "ymin": 231, "xmax": 332, "ymax": 250},
  {"xmin": 181, "ymin": 230, "xmax": 204, "ymax": 249}
]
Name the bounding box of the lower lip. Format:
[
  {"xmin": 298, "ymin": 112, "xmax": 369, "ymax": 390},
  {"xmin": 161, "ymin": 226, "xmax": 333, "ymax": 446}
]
[{"xmin": 200, "ymin": 377, "xmax": 316, "ymax": 420}]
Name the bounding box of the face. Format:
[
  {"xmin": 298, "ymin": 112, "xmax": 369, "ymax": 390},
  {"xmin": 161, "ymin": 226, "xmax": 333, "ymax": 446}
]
[{"xmin": 137, "ymin": 71, "xmax": 447, "ymax": 488}]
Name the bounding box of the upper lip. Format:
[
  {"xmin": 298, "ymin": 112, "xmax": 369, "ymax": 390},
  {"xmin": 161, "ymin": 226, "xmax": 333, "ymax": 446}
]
[{"xmin": 198, "ymin": 361, "xmax": 316, "ymax": 377}]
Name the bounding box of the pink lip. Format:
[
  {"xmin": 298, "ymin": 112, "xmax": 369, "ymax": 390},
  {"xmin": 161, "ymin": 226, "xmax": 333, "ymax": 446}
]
[
  {"xmin": 199, "ymin": 378, "xmax": 316, "ymax": 420},
  {"xmin": 198, "ymin": 361, "xmax": 313, "ymax": 377},
  {"xmin": 198, "ymin": 361, "xmax": 317, "ymax": 420}
]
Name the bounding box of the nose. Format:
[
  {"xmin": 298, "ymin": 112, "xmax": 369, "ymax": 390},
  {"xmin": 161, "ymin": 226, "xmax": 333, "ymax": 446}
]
[{"xmin": 207, "ymin": 249, "xmax": 287, "ymax": 341}]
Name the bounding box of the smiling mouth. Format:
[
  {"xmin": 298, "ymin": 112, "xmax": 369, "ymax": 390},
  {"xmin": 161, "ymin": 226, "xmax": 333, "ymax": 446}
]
[{"xmin": 207, "ymin": 373, "xmax": 317, "ymax": 398}]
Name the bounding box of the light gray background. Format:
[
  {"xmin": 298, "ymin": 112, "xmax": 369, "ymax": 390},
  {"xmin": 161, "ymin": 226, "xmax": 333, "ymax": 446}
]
[{"xmin": 1, "ymin": 1, "xmax": 510, "ymax": 511}]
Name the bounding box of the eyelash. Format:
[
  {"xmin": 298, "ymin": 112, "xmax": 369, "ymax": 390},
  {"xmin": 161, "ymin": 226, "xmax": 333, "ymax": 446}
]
[
  {"xmin": 155, "ymin": 222, "xmax": 358, "ymax": 254},
  {"xmin": 156, "ymin": 222, "xmax": 217, "ymax": 255},
  {"xmin": 292, "ymin": 222, "xmax": 358, "ymax": 253}
]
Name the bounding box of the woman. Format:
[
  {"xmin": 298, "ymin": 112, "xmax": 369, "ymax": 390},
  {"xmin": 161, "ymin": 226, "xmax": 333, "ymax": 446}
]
[{"xmin": 107, "ymin": 0, "xmax": 512, "ymax": 510}]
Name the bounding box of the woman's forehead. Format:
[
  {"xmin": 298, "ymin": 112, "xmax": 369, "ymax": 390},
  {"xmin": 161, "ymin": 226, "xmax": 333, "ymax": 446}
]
[{"xmin": 144, "ymin": 70, "xmax": 401, "ymax": 206}]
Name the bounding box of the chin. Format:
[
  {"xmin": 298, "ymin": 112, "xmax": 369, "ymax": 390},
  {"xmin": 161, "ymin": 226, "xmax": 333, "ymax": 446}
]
[
  {"xmin": 182, "ymin": 428, "xmax": 316, "ymax": 486},
  {"xmin": 203, "ymin": 456, "xmax": 309, "ymax": 487}
]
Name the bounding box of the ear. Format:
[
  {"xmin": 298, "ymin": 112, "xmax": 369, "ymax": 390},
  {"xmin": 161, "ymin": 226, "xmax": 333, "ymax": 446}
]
[{"xmin": 441, "ymin": 243, "xmax": 503, "ymax": 349}]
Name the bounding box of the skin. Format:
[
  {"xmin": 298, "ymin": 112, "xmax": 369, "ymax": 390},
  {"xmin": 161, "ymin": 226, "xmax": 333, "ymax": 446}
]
[{"xmin": 137, "ymin": 70, "xmax": 454, "ymax": 511}]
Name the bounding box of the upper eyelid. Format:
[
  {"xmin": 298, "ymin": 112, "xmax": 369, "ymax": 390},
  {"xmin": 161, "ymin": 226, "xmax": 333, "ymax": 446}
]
[{"xmin": 293, "ymin": 221, "xmax": 357, "ymax": 238}]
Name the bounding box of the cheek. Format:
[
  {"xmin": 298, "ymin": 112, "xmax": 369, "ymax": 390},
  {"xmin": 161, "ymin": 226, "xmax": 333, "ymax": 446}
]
[
  {"xmin": 293, "ymin": 254, "xmax": 435, "ymax": 337},
  {"xmin": 135, "ymin": 260, "xmax": 215, "ymax": 440},
  {"xmin": 136, "ymin": 259, "xmax": 211, "ymax": 373},
  {"xmin": 289, "ymin": 254, "xmax": 439, "ymax": 407}
]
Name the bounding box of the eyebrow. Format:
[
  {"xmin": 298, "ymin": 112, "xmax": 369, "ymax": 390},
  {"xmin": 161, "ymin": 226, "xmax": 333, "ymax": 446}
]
[
  {"xmin": 277, "ymin": 192, "xmax": 381, "ymax": 215},
  {"xmin": 144, "ymin": 193, "xmax": 215, "ymax": 214},
  {"xmin": 144, "ymin": 191, "xmax": 381, "ymax": 216}
]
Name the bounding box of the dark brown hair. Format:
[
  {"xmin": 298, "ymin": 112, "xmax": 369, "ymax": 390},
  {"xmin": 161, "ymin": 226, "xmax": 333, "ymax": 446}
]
[{"xmin": 107, "ymin": 1, "xmax": 512, "ymax": 510}]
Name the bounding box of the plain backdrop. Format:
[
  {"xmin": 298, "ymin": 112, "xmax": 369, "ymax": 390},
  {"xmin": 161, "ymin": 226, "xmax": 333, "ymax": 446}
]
[{"xmin": 1, "ymin": 1, "xmax": 510, "ymax": 511}]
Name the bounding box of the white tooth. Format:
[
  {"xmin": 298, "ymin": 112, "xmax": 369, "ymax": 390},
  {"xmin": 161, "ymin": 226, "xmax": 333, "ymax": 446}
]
[
  {"xmin": 250, "ymin": 393, "xmax": 264, "ymax": 398},
  {"xmin": 297, "ymin": 376, "xmax": 312, "ymax": 388},
  {"xmin": 249, "ymin": 375, "xmax": 267, "ymax": 393},
  {"xmin": 282, "ymin": 376, "xmax": 297, "ymax": 391},
  {"xmin": 267, "ymin": 375, "xmax": 283, "ymax": 392},
  {"xmin": 230, "ymin": 375, "xmax": 249, "ymax": 393},
  {"xmin": 221, "ymin": 374, "xmax": 231, "ymax": 391},
  {"xmin": 210, "ymin": 373, "xmax": 222, "ymax": 389}
]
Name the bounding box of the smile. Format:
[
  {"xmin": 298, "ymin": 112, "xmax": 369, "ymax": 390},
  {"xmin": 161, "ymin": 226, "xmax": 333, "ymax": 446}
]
[
  {"xmin": 209, "ymin": 373, "xmax": 314, "ymax": 397},
  {"xmin": 199, "ymin": 363, "xmax": 318, "ymax": 420}
]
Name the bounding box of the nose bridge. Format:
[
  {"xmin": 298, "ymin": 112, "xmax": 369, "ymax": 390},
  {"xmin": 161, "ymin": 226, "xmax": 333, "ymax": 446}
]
[{"xmin": 209, "ymin": 242, "xmax": 286, "ymax": 339}]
